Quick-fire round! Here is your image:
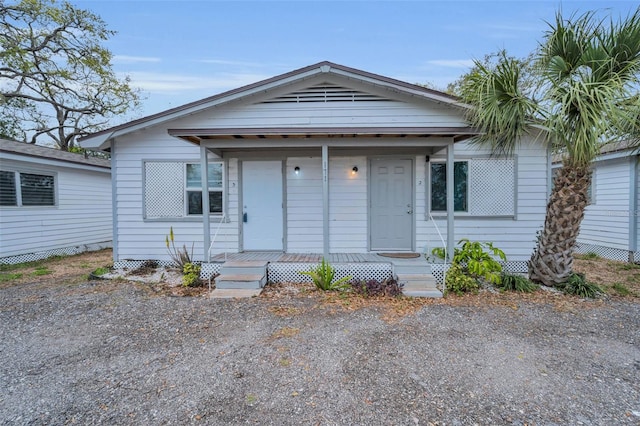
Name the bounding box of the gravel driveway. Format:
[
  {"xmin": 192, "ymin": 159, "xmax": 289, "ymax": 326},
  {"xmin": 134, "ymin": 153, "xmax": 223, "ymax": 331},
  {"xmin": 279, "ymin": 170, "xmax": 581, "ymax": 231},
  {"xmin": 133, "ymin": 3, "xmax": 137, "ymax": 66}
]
[{"xmin": 1, "ymin": 280, "xmax": 638, "ymax": 425}]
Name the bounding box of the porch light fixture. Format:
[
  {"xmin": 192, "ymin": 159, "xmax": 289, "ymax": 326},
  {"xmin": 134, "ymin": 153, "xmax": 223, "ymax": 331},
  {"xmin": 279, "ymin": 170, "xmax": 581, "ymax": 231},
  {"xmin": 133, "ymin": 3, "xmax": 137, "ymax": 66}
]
[
  {"xmin": 294, "ymin": 166, "xmax": 300, "ymax": 175},
  {"xmin": 351, "ymin": 166, "xmax": 358, "ymax": 175}
]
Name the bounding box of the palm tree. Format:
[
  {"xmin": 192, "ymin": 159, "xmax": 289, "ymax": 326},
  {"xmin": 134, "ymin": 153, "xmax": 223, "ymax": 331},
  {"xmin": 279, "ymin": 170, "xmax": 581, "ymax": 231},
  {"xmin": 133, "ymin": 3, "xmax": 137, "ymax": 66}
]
[{"xmin": 460, "ymin": 8, "xmax": 640, "ymax": 286}]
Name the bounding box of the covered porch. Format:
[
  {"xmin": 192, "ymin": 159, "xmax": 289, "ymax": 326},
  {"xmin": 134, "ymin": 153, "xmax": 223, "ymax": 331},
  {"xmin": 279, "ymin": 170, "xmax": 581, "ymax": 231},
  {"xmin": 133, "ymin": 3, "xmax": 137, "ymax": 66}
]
[{"xmin": 169, "ymin": 126, "xmax": 477, "ymax": 266}]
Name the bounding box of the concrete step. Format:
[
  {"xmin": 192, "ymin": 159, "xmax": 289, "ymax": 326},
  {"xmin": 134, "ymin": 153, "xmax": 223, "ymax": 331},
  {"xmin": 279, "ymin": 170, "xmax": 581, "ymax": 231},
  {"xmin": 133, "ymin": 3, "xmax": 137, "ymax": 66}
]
[
  {"xmin": 394, "ymin": 264, "xmax": 432, "ymax": 275},
  {"xmin": 397, "ymin": 273, "xmax": 442, "ymax": 298},
  {"xmin": 215, "ymin": 273, "xmax": 267, "ymax": 289},
  {"xmin": 220, "ymin": 260, "xmax": 268, "ymax": 276},
  {"xmin": 210, "ymin": 288, "xmax": 262, "ymax": 299}
]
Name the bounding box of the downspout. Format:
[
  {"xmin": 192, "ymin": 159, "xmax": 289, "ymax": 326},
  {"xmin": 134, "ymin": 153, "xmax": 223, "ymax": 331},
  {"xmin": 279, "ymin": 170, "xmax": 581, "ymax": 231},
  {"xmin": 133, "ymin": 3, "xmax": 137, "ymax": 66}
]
[
  {"xmin": 628, "ymin": 155, "xmax": 638, "ymax": 262},
  {"xmin": 201, "ymin": 145, "xmax": 211, "ymax": 262},
  {"xmin": 322, "ymin": 145, "xmax": 330, "ymax": 259},
  {"xmin": 110, "ymin": 139, "xmax": 118, "ymax": 262},
  {"xmin": 446, "ymin": 141, "xmax": 455, "ymax": 262}
]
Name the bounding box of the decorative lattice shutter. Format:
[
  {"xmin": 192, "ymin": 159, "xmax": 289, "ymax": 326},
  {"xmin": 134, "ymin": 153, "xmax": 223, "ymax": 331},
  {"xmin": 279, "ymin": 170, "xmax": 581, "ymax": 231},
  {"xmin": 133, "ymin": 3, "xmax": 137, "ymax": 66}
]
[
  {"xmin": 469, "ymin": 158, "xmax": 515, "ymax": 216},
  {"xmin": 144, "ymin": 162, "xmax": 184, "ymax": 218}
]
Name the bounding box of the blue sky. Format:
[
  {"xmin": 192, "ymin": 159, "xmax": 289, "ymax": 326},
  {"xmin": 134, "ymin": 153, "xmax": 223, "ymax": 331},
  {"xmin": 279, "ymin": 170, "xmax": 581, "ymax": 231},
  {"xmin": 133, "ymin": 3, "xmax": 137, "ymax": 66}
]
[{"xmin": 75, "ymin": 0, "xmax": 638, "ymax": 119}]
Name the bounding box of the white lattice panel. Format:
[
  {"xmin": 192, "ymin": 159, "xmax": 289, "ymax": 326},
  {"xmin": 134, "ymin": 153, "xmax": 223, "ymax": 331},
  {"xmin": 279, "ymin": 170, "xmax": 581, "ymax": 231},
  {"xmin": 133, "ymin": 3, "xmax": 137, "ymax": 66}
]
[
  {"xmin": 430, "ymin": 261, "xmax": 527, "ymax": 285},
  {"xmin": 0, "ymin": 242, "xmax": 111, "ymax": 265},
  {"xmin": 267, "ymin": 262, "xmax": 392, "ymax": 283},
  {"xmin": 575, "ymin": 243, "xmax": 631, "ymax": 262},
  {"xmin": 470, "ymin": 158, "xmax": 515, "ymax": 216},
  {"xmin": 145, "ymin": 162, "xmax": 184, "ymax": 218}
]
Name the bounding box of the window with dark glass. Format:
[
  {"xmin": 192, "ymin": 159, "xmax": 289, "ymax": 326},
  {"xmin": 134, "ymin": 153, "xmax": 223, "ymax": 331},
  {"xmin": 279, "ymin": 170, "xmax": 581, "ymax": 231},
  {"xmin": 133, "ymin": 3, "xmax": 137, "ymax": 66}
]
[
  {"xmin": 430, "ymin": 161, "xmax": 468, "ymax": 212},
  {"xmin": 0, "ymin": 171, "xmax": 17, "ymax": 206},
  {"xmin": 185, "ymin": 163, "xmax": 223, "ymax": 215},
  {"xmin": 0, "ymin": 170, "xmax": 55, "ymax": 207}
]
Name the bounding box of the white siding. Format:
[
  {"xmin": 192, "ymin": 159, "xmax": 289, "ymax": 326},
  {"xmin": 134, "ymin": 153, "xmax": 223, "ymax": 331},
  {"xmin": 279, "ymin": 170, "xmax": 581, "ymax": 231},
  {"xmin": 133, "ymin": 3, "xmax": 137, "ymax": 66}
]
[
  {"xmin": 0, "ymin": 159, "xmax": 111, "ymax": 258},
  {"xmin": 329, "ymin": 156, "xmax": 368, "ymax": 252},
  {"xmin": 113, "ymin": 128, "xmax": 239, "ymax": 262},
  {"xmin": 417, "ymin": 137, "xmax": 548, "ymax": 261},
  {"xmin": 577, "ymin": 157, "xmax": 631, "ymax": 250},
  {"xmin": 177, "ymin": 75, "xmax": 468, "ymax": 130},
  {"xmin": 286, "ymin": 157, "xmax": 323, "ymax": 252}
]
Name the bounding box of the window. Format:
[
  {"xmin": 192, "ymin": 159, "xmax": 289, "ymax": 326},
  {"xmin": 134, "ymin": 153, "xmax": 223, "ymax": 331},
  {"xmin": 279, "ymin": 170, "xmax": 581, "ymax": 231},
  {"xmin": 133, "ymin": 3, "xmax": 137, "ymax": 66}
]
[
  {"xmin": 430, "ymin": 161, "xmax": 468, "ymax": 212},
  {"xmin": 185, "ymin": 163, "xmax": 223, "ymax": 215},
  {"xmin": 0, "ymin": 170, "xmax": 55, "ymax": 207}
]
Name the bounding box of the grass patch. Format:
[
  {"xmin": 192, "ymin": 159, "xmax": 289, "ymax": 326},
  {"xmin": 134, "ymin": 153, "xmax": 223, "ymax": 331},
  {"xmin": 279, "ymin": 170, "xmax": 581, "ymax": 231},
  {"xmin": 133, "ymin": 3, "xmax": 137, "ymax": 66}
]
[
  {"xmin": 611, "ymin": 283, "xmax": 633, "ymax": 297},
  {"xmin": 580, "ymin": 252, "xmax": 600, "ymax": 260},
  {"xmin": 0, "ymin": 272, "xmax": 23, "ymax": 283},
  {"xmin": 31, "ymin": 266, "xmax": 52, "ymax": 276},
  {"xmin": 92, "ymin": 267, "xmax": 110, "ymax": 276}
]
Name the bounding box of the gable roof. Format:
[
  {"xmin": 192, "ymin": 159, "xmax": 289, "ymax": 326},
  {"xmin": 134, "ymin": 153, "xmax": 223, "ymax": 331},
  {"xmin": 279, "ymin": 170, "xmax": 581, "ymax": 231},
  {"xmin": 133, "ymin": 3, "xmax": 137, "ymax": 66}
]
[
  {"xmin": 0, "ymin": 139, "xmax": 110, "ymax": 169},
  {"xmin": 79, "ymin": 61, "xmax": 469, "ymax": 150}
]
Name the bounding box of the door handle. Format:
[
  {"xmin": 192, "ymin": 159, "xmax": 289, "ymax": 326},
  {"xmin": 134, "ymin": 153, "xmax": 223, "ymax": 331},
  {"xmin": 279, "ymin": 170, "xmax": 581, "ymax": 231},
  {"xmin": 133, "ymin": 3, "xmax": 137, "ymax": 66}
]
[
  {"xmin": 407, "ymin": 209, "xmax": 413, "ymax": 214},
  {"xmin": 243, "ymin": 212, "xmax": 248, "ymax": 223}
]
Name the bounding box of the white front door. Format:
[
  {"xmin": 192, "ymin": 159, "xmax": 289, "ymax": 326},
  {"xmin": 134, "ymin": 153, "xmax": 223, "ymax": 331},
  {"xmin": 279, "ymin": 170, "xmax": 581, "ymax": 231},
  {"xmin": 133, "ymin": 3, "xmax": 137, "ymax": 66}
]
[
  {"xmin": 242, "ymin": 160, "xmax": 283, "ymax": 251},
  {"xmin": 370, "ymin": 158, "xmax": 414, "ymax": 251}
]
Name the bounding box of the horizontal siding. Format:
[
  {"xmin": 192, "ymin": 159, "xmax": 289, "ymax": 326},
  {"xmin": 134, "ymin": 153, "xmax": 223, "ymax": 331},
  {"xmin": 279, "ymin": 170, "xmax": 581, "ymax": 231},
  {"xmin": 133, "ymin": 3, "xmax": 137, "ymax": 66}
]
[
  {"xmin": 577, "ymin": 158, "xmax": 631, "ymax": 250},
  {"xmin": 286, "ymin": 157, "xmax": 323, "ymax": 252},
  {"xmin": 113, "ymin": 130, "xmax": 239, "ymax": 262},
  {"xmin": 417, "ymin": 137, "xmax": 548, "ymax": 261},
  {"xmin": 0, "ymin": 165, "xmax": 112, "ymax": 257},
  {"xmin": 329, "ymin": 156, "xmax": 367, "ymax": 252}
]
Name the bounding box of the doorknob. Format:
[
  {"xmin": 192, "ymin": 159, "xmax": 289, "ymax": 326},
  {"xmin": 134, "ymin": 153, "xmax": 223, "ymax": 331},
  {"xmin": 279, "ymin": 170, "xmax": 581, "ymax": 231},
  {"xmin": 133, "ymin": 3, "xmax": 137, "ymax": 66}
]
[{"xmin": 407, "ymin": 209, "xmax": 413, "ymax": 214}]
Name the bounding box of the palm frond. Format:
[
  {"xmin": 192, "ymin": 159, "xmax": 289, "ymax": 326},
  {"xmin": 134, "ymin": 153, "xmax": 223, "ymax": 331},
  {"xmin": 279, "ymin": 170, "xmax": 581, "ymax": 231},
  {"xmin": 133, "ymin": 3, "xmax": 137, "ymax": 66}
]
[{"xmin": 460, "ymin": 51, "xmax": 538, "ymax": 156}]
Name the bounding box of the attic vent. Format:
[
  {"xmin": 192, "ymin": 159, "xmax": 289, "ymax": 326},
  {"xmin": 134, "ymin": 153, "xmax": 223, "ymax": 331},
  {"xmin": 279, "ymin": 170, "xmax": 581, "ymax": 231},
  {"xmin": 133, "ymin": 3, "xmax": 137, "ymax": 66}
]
[{"xmin": 262, "ymin": 83, "xmax": 391, "ymax": 104}]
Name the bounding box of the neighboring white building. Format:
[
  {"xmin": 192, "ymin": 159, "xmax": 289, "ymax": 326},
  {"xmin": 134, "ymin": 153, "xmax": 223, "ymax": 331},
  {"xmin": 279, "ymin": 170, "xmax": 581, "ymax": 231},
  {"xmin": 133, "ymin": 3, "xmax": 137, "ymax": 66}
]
[
  {"xmin": 0, "ymin": 139, "xmax": 112, "ymax": 263},
  {"xmin": 79, "ymin": 62, "xmax": 549, "ymax": 273},
  {"xmin": 554, "ymin": 141, "xmax": 639, "ymax": 263}
]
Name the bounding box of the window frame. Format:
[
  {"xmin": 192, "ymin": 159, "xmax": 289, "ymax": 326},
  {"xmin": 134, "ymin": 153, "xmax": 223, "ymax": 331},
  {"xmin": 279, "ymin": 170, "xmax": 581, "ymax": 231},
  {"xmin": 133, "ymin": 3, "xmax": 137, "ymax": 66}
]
[
  {"xmin": 184, "ymin": 162, "xmax": 225, "ymax": 216},
  {"xmin": 428, "ymin": 160, "xmax": 469, "ymax": 214},
  {"xmin": 0, "ymin": 169, "xmax": 57, "ymax": 208}
]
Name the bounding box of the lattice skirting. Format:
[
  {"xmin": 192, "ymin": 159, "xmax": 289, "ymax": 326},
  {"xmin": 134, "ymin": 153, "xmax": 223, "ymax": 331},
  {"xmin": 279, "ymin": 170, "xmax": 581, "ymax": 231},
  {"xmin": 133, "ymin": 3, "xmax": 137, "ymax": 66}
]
[
  {"xmin": 430, "ymin": 261, "xmax": 528, "ymax": 285},
  {"xmin": 114, "ymin": 260, "xmax": 222, "ymax": 280},
  {"xmin": 0, "ymin": 241, "xmax": 112, "ymax": 265},
  {"xmin": 574, "ymin": 242, "xmax": 632, "ymax": 263},
  {"xmin": 267, "ymin": 262, "xmax": 393, "ymax": 283}
]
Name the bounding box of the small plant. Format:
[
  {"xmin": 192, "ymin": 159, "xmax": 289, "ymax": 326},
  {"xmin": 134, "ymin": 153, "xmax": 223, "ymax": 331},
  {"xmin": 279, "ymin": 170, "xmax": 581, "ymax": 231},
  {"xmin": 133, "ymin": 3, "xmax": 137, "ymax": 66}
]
[
  {"xmin": 445, "ymin": 263, "xmax": 480, "ymax": 295},
  {"xmin": 434, "ymin": 239, "xmax": 507, "ymax": 291},
  {"xmin": 299, "ymin": 258, "xmax": 352, "ymax": 291},
  {"xmin": 498, "ymin": 272, "xmax": 538, "ymax": 293},
  {"xmin": 31, "ymin": 266, "xmax": 52, "ymax": 276},
  {"xmin": 581, "ymin": 252, "xmax": 600, "ymax": 260},
  {"xmin": 349, "ymin": 278, "xmax": 404, "ymax": 297},
  {"xmin": 611, "ymin": 283, "xmax": 631, "ymax": 296},
  {"xmin": 558, "ymin": 273, "xmax": 603, "ymax": 298},
  {"xmin": 165, "ymin": 226, "xmax": 193, "ymax": 269},
  {"xmin": 182, "ymin": 262, "xmax": 202, "ymax": 287},
  {"xmin": 92, "ymin": 267, "xmax": 110, "ymax": 276},
  {"xmin": 0, "ymin": 272, "xmax": 23, "ymax": 283}
]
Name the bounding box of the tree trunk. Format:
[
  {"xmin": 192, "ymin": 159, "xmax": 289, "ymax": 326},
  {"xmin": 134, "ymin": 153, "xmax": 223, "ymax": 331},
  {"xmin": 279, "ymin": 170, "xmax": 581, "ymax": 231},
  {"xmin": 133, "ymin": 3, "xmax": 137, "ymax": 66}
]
[{"xmin": 529, "ymin": 165, "xmax": 591, "ymax": 286}]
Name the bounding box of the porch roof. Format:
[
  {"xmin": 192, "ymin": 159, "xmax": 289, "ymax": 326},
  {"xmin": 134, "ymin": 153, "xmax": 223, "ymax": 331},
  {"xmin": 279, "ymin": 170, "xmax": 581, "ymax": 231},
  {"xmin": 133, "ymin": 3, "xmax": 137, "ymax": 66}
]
[{"xmin": 168, "ymin": 126, "xmax": 479, "ymax": 147}]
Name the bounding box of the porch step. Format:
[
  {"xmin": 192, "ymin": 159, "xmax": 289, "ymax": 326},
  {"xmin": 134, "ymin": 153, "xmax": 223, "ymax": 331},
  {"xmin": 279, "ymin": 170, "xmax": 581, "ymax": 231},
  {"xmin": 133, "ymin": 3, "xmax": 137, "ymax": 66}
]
[
  {"xmin": 397, "ymin": 273, "xmax": 442, "ymax": 298},
  {"xmin": 215, "ymin": 260, "xmax": 268, "ymax": 289},
  {"xmin": 220, "ymin": 260, "xmax": 269, "ymax": 276},
  {"xmin": 393, "ymin": 261, "xmax": 431, "ymax": 276},
  {"xmin": 215, "ymin": 274, "xmax": 267, "ymax": 289}
]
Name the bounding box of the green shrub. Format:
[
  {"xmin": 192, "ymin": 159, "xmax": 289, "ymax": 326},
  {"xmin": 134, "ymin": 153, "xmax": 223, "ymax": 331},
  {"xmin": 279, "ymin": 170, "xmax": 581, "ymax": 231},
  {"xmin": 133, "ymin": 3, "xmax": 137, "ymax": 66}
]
[
  {"xmin": 445, "ymin": 263, "xmax": 480, "ymax": 295},
  {"xmin": 498, "ymin": 272, "xmax": 538, "ymax": 293},
  {"xmin": 300, "ymin": 258, "xmax": 352, "ymax": 291},
  {"xmin": 182, "ymin": 262, "xmax": 202, "ymax": 287},
  {"xmin": 434, "ymin": 239, "xmax": 506, "ymax": 285},
  {"xmin": 559, "ymin": 273, "xmax": 603, "ymax": 298}
]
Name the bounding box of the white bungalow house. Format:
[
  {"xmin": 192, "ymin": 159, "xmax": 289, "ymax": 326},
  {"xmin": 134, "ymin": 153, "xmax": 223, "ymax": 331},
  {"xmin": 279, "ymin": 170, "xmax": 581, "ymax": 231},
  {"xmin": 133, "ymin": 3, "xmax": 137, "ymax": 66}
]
[
  {"xmin": 0, "ymin": 139, "xmax": 112, "ymax": 264},
  {"xmin": 79, "ymin": 62, "xmax": 549, "ymax": 289},
  {"xmin": 553, "ymin": 141, "xmax": 640, "ymax": 263}
]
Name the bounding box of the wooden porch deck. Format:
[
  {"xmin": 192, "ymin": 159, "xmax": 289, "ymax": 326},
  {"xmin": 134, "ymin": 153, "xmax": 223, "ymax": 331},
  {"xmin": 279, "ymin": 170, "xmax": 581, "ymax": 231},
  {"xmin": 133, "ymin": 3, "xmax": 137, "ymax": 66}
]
[{"xmin": 210, "ymin": 252, "xmax": 424, "ymax": 263}]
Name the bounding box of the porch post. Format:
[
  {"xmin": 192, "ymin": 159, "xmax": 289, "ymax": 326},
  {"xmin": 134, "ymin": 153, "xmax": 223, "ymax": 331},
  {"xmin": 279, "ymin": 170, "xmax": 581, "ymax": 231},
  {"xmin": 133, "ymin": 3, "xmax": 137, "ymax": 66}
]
[
  {"xmin": 200, "ymin": 145, "xmax": 211, "ymax": 262},
  {"xmin": 322, "ymin": 144, "xmax": 330, "ymax": 259},
  {"xmin": 446, "ymin": 141, "xmax": 455, "ymax": 262}
]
